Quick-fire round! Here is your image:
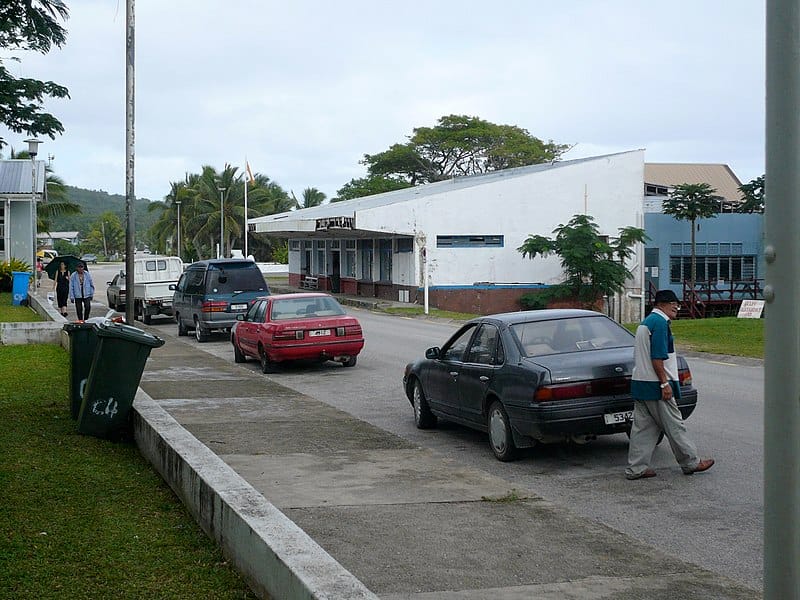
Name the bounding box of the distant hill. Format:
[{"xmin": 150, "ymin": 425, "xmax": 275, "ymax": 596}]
[{"xmin": 49, "ymin": 186, "xmax": 160, "ymax": 240}]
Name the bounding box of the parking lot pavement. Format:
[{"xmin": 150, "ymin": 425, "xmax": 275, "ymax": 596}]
[{"xmin": 132, "ymin": 331, "xmax": 762, "ymax": 600}]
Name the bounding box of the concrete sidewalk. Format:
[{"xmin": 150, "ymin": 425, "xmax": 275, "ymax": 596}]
[{"xmin": 133, "ymin": 332, "xmax": 760, "ymax": 600}]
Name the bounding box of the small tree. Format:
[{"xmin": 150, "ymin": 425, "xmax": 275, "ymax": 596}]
[
  {"xmin": 517, "ymin": 214, "xmax": 647, "ymax": 306},
  {"xmin": 736, "ymin": 175, "xmax": 765, "ymax": 214},
  {"xmin": 662, "ymin": 183, "xmax": 719, "ymax": 291}
]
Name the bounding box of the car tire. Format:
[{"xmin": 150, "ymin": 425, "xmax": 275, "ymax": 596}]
[
  {"xmin": 232, "ymin": 337, "xmax": 246, "ymax": 363},
  {"xmin": 487, "ymin": 401, "xmax": 518, "ymax": 462},
  {"xmin": 259, "ymin": 346, "xmax": 276, "ymax": 373},
  {"xmin": 412, "ymin": 380, "xmax": 437, "ymax": 429},
  {"xmin": 139, "ymin": 303, "xmax": 151, "ymax": 325},
  {"xmin": 343, "ymin": 355, "xmax": 357, "ymax": 368},
  {"xmin": 176, "ymin": 314, "xmax": 188, "ymax": 336},
  {"xmin": 194, "ymin": 317, "xmax": 210, "ymax": 343}
]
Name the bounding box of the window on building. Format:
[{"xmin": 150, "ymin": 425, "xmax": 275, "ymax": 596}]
[
  {"xmin": 358, "ymin": 239, "xmax": 373, "ymax": 280},
  {"xmin": 0, "ymin": 206, "xmax": 4, "ymax": 252},
  {"xmin": 345, "ymin": 247, "xmax": 356, "ymax": 278},
  {"xmin": 289, "ymin": 240, "xmax": 300, "ymax": 251},
  {"xmin": 379, "ymin": 239, "xmax": 392, "ymax": 281},
  {"xmin": 436, "ymin": 235, "xmax": 504, "ymax": 248},
  {"xmin": 669, "ymin": 255, "xmax": 757, "ymax": 284},
  {"xmin": 315, "ymin": 240, "xmax": 325, "ymax": 275},
  {"xmin": 396, "ymin": 238, "xmax": 413, "ymax": 253}
]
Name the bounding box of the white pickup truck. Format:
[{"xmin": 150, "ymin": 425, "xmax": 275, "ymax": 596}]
[{"xmin": 111, "ymin": 256, "xmax": 184, "ymax": 324}]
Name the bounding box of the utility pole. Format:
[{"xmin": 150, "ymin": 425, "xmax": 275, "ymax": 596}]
[
  {"xmin": 764, "ymin": 0, "xmax": 800, "ymax": 596},
  {"xmin": 125, "ymin": 0, "xmax": 135, "ymax": 325}
]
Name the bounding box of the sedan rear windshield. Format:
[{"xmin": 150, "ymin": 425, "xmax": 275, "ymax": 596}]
[
  {"xmin": 511, "ymin": 316, "xmax": 634, "ymax": 357},
  {"xmin": 271, "ymin": 296, "xmax": 346, "ymax": 320},
  {"xmin": 207, "ymin": 265, "xmax": 267, "ymax": 294}
]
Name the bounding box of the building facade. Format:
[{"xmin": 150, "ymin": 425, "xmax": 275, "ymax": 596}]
[
  {"xmin": 0, "ymin": 159, "xmax": 47, "ymax": 268},
  {"xmin": 251, "ymin": 150, "xmax": 647, "ymax": 322}
]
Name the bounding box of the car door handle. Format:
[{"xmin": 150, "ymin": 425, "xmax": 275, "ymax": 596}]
[
  {"xmin": 449, "ymin": 371, "xmax": 459, "ymax": 377},
  {"xmin": 479, "ymin": 376, "xmax": 489, "ymax": 382}
]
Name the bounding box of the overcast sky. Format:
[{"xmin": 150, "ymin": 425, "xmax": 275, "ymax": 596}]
[{"xmin": 2, "ymin": 0, "xmax": 765, "ymax": 203}]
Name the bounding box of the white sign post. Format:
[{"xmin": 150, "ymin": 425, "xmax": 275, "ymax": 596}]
[{"xmin": 737, "ymin": 299, "xmax": 765, "ymax": 319}]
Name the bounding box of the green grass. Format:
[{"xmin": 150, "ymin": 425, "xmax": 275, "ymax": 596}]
[
  {"xmin": 625, "ymin": 316, "xmax": 764, "ymax": 358},
  {"xmin": 0, "ymin": 292, "xmax": 43, "ymax": 323},
  {"xmin": 382, "ymin": 306, "xmax": 480, "ymax": 320},
  {"xmin": 0, "ymin": 344, "xmax": 256, "ymax": 600}
]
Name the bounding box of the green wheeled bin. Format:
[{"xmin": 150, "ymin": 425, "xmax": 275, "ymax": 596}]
[
  {"xmin": 77, "ymin": 322, "xmax": 165, "ymax": 440},
  {"xmin": 63, "ymin": 322, "xmax": 100, "ymax": 419}
]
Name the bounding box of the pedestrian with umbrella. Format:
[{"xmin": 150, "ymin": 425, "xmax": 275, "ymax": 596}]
[
  {"xmin": 69, "ymin": 262, "xmax": 95, "ymax": 321},
  {"xmin": 52, "ymin": 260, "xmax": 71, "ymax": 317}
]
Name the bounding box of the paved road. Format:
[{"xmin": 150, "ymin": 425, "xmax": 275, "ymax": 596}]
[{"xmin": 144, "ymin": 304, "xmax": 764, "ymax": 591}]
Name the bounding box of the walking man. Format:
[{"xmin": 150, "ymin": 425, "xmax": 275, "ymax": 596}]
[
  {"xmin": 69, "ymin": 262, "xmax": 95, "ymax": 321},
  {"xmin": 625, "ymin": 289, "xmax": 715, "ymax": 480}
]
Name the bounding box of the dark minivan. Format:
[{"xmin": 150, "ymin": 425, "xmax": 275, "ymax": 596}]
[{"xmin": 171, "ymin": 259, "xmax": 270, "ymax": 342}]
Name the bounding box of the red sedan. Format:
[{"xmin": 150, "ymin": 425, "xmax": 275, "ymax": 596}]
[{"xmin": 231, "ymin": 293, "xmax": 364, "ymax": 372}]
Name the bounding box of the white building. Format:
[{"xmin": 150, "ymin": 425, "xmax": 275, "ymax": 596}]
[
  {"xmin": 0, "ymin": 159, "xmax": 48, "ymax": 268},
  {"xmin": 250, "ymin": 150, "xmax": 646, "ymax": 321}
]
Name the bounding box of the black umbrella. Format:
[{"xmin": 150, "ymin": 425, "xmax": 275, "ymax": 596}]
[{"xmin": 43, "ymin": 255, "xmax": 86, "ymax": 280}]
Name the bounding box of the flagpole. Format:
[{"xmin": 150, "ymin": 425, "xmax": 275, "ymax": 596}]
[{"xmin": 244, "ymin": 158, "xmax": 249, "ymax": 258}]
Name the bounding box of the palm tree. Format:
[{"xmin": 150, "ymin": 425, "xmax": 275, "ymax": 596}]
[
  {"xmin": 9, "ymin": 148, "xmax": 81, "ymax": 232},
  {"xmin": 292, "ymin": 187, "xmax": 326, "ymax": 209},
  {"xmin": 662, "ymin": 183, "xmax": 719, "ymax": 293}
]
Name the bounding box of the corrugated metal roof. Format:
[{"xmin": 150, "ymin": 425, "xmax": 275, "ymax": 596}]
[
  {"xmin": 0, "ymin": 159, "xmax": 47, "ymax": 195},
  {"xmin": 251, "ymin": 150, "xmax": 644, "ymax": 228},
  {"xmin": 644, "ymin": 163, "xmax": 742, "ymax": 201}
]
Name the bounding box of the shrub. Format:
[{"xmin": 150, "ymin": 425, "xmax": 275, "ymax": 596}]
[{"xmin": 0, "ymin": 258, "xmax": 32, "ymax": 292}]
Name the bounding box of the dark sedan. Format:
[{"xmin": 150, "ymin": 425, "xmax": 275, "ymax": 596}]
[{"xmin": 403, "ymin": 309, "xmax": 697, "ymax": 461}]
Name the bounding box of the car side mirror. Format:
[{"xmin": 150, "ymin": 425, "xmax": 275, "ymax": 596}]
[
  {"xmin": 169, "ymin": 284, "xmax": 176, "ymax": 291},
  {"xmin": 236, "ymin": 314, "xmax": 245, "ymax": 321},
  {"xmin": 106, "ymin": 281, "xmax": 112, "ymax": 286},
  {"xmin": 425, "ymin": 346, "xmax": 441, "ymax": 359}
]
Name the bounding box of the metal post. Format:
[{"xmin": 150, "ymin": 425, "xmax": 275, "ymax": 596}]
[
  {"xmin": 25, "ymin": 138, "xmax": 41, "ymax": 290},
  {"xmin": 244, "ymin": 170, "xmax": 249, "ymax": 258},
  {"xmin": 765, "ymin": 0, "xmax": 800, "ymax": 596},
  {"xmin": 124, "ymin": 0, "xmax": 135, "ymax": 325},
  {"xmin": 218, "ymin": 186, "xmax": 226, "ymax": 259},
  {"xmin": 176, "ymin": 199, "xmax": 181, "ymax": 259}
]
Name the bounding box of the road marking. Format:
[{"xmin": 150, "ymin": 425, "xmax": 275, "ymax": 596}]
[{"xmin": 707, "ymin": 360, "xmax": 738, "ymax": 366}]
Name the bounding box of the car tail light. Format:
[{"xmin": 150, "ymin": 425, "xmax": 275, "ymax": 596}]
[
  {"xmin": 679, "ymin": 367, "xmax": 692, "ymax": 386},
  {"xmin": 274, "ymin": 329, "xmax": 304, "ymax": 341},
  {"xmin": 534, "ymin": 376, "xmax": 631, "ymax": 402},
  {"xmin": 336, "ymin": 324, "xmax": 362, "ymax": 336},
  {"xmin": 201, "ymin": 300, "xmax": 227, "ymax": 313}
]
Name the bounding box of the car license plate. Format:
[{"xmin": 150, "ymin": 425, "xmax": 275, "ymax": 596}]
[
  {"xmin": 231, "ymin": 303, "xmax": 248, "ymax": 311},
  {"xmin": 604, "ymin": 410, "xmax": 633, "ymax": 425},
  {"xmin": 308, "ymin": 329, "xmax": 330, "ymax": 337}
]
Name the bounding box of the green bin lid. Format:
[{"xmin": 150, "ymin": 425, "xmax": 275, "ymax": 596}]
[
  {"xmin": 94, "ymin": 321, "xmax": 165, "ymax": 348},
  {"xmin": 63, "ymin": 322, "xmax": 97, "ymax": 332}
]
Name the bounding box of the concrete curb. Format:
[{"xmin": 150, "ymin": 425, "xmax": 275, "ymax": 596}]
[
  {"xmin": 132, "ymin": 388, "xmax": 378, "ymax": 600},
  {"xmin": 0, "ymin": 290, "xmax": 66, "ymax": 345}
]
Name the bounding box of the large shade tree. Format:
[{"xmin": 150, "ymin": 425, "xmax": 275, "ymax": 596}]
[
  {"xmin": 517, "ymin": 214, "xmax": 647, "ymax": 305},
  {"xmin": 335, "ymin": 114, "xmax": 570, "ymax": 200},
  {"xmin": 0, "ymin": 0, "xmax": 70, "ymax": 149},
  {"xmin": 662, "ymin": 183, "xmax": 719, "ymax": 292}
]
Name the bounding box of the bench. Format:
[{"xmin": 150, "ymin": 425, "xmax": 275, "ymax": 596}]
[{"xmin": 300, "ymin": 276, "xmax": 319, "ymax": 290}]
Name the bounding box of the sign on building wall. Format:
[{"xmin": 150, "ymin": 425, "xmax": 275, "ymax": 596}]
[
  {"xmin": 737, "ymin": 299, "xmax": 765, "ymax": 319},
  {"xmin": 316, "ymin": 216, "xmax": 354, "ymax": 231}
]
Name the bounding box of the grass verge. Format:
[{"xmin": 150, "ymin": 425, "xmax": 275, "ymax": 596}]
[
  {"xmin": 624, "ymin": 316, "xmax": 763, "ymax": 358},
  {"xmin": 382, "ymin": 305, "xmax": 479, "ymax": 321},
  {"xmin": 0, "ymin": 292, "xmax": 43, "ymax": 323},
  {"xmin": 0, "ymin": 344, "xmax": 256, "ymax": 600}
]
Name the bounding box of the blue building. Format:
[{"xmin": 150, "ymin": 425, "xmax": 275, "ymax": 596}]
[{"xmin": 642, "ymin": 163, "xmax": 763, "ymax": 317}]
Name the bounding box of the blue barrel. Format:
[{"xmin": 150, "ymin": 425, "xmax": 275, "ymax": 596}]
[{"xmin": 11, "ymin": 271, "xmax": 32, "ymax": 306}]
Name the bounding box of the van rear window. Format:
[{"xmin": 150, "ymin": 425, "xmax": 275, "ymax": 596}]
[{"xmin": 207, "ymin": 264, "xmax": 267, "ymax": 293}]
